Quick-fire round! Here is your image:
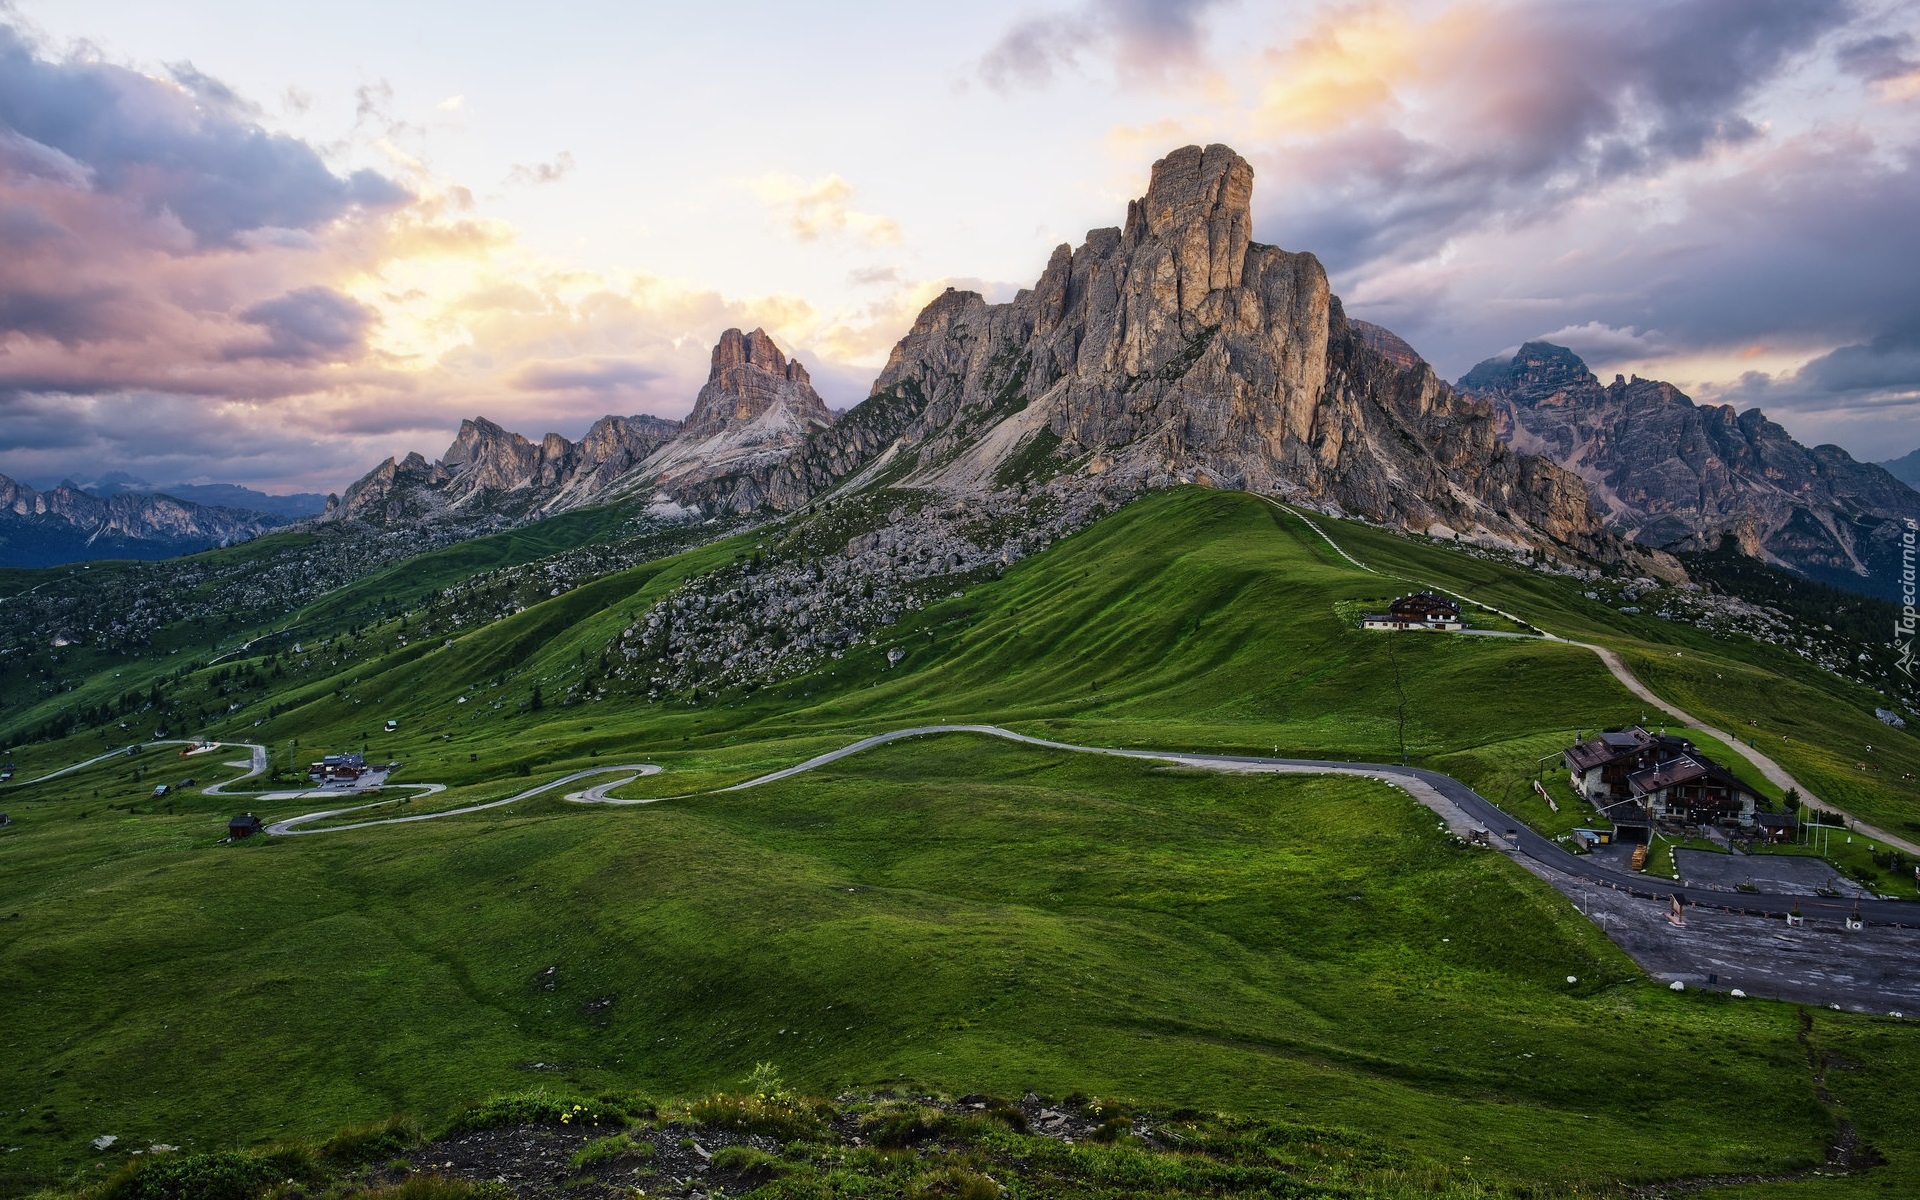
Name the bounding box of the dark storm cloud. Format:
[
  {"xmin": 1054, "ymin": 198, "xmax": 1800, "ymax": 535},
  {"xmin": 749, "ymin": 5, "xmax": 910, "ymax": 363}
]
[
  {"xmin": 1348, "ymin": 141, "xmax": 1920, "ymax": 380},
  {"xmin": 979, "ymin": 0, "xmax": 1227, "ymax": 88},
  {"xmin": 228, "ymin": 287, "xmax": 377, "ymax": 363},
  {"xmin": 1260, "ymin": 0, "xmax": 1852, "ymax": 274},
  {"xmin": 0, "ymin": 22, "xmax": 406, "ymax": 247},
  {"xmin": 1795, "ymin": 324, "xmax": 1920, "ymax": 397},
  {"xmin": 1835, "ymin": 32, "xmax": 1920, "ymax": 82},
  {"xmin": 0, "ymin": 282, "xmax": 128, "ymax": 344},
  {"xmin": 0, "ymin": 386, "xmax": 385, "ymax": 488}
]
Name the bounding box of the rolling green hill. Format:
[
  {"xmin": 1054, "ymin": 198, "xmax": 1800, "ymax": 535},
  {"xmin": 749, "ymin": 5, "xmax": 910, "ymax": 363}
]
[{"xmin": 4, "ymin": 487, "xmax": 1919, "ymax": 1197}]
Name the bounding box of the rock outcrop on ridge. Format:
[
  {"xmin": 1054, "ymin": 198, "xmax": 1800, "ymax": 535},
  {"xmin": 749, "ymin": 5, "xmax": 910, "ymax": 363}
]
[
  {"xmin": 636, "ymin": 328, "xmax": 837, "ymax": 508},
  {"xmin": 797, "ymin": 144, "xmax": 1602, "ymax": 551},
  {"xmin": 0, "ymin": 473, "xmax": 289, "ymax": 568},
  {"xmin": 1458, "ymin": 341, "xmax": 1920, "ymax": 597},
  {"xmin": 328, "ymin": 412, "xmax": 683, "ymax": 525},
  {"xmin": 1349, "ymin": 320, "xmax": 1424, "ymax": 371}
]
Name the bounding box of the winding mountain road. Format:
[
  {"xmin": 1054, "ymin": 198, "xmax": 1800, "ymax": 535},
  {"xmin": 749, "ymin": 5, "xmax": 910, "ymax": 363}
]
[
  {"xmin": 22, "ymin": 738, "xmax": 268, "ymax": 792},
  {"xmin": 266, "ymin": 767, "xmax": 654, "ymax": 835},
  {"xmin": 624, "ymin": 722, "xmax": 1913, "ymax": 927}
]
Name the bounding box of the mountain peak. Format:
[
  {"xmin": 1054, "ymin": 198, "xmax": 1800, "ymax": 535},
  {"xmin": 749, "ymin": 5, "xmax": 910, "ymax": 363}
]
[
  {"xmin": 1123, "ymin": 143, "xmax": 1254, "ymax": 301},
  {"xmin": 850, "ymin": 143, "xmax": 1604, "ymax": 552},
  {"xmin": 1458, "ymin": 341, "xmax": 1599, "ymax": 400},
  {"xmin": 441, "ymin": 416, "xmax": 533, "ymax": 470},
  {"xmin": 684, "ymin": 328, "xmax": 832, "ymax": 440},
  {"xmin": 1460, "ymin": 342, "xmax": 1920, "ymax": 594},
  {"xmin": 708, "ymin": 327, "xmax": 802, "ymax": 382}
]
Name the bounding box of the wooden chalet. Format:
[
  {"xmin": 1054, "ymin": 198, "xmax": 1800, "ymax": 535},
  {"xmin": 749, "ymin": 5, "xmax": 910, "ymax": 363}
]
[
  {"xmin": 1362, "ymin": 591, "xmax": 1464, "ymax": 631},
  {"xmin": 1563, "ymin": 726, "xmax": 1759, "ymax": 835}
]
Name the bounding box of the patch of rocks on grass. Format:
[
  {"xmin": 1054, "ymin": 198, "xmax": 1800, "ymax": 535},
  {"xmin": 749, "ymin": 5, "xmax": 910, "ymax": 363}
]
[
  {"xmin": 397, "ymin": 1121, "xmax": 782, "ymax": 1199},
  {"xmin": 394, "ymin": 1091, "xmax": 1157, "ymax": 1198}
]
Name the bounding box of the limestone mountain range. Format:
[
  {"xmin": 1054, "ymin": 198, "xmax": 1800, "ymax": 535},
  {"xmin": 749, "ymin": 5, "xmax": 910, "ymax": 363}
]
[
  {"xmin": 323, "ymin": 327, "xmax": 828, "ymax": 526},
  {"xmin": 327, "ymin": 144, "xmax": 1611, "ymax": 562},
  {"xmin": 1457, "ymin": 341, "xmax": 1920, "ymax": 598}
]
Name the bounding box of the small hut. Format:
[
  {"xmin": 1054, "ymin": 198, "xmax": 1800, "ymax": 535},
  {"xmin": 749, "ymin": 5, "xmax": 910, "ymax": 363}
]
[{"xmin": 229, "ymin": 813, "xmax": 264, "ymax": 839}]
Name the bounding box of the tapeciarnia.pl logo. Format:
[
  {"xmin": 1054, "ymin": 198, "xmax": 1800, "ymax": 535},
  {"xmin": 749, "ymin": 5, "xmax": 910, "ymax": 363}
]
[{"xmin": 1900, "ymin": 518, "xmax": 1917, "ymax": 678}]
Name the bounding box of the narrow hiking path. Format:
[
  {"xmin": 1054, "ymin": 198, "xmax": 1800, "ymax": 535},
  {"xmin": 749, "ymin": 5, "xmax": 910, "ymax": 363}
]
[{"xmin": 1272, "ymin": 501, "xmax": 1920, "ymax": 859}]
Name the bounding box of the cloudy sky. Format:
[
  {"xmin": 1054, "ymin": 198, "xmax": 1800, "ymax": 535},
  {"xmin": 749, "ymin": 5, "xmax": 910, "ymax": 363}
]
[{"xmin": 1, "ymin": 0, "xmax": 1917, "ymax": 493}]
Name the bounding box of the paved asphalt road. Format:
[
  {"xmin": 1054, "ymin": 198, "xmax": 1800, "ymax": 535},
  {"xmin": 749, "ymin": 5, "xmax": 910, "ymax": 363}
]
[
  {"xmin": 18, "ymin": 728, "xmax": 1911, "ymax": 928},
  {"xmin": 695, "ymin": 723, "xmax": 1917, "ymax": 927}
]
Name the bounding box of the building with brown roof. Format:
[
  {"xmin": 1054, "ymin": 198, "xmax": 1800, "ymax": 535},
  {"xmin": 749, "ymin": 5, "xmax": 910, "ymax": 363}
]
[
  {"xmin": 1362, "ymin": 591, "xmax": 1464, "ymax": 632},
  {"xmin": 1563, "ymin": 726, "xmax": 1759, "ymax": 834}
]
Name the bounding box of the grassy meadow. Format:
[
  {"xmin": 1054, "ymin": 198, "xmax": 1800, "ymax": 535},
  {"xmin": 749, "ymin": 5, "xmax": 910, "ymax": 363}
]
[{"xmin": 4, "ymin": 487, "xmax": 1920, "ymax": 1195}]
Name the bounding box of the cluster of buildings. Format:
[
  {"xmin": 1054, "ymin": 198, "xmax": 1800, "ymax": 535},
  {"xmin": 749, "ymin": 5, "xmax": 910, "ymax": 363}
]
[
  {"xmin": 308, "ymin": 751, "xmax": 368, "ymax": 785},
  {"xmin": 1561, "ymin": 726, "xmax": 1788, "ymax": 843}
]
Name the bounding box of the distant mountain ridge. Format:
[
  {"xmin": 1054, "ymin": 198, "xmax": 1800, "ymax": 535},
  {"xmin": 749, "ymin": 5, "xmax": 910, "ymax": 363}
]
[
  {"xmin": 324, "ymin": 325, "xmax": 830, "ymax": 526},
  {"xmin": 0, "ymin": 473, "xmax": 290, "ymax": 568},
  {"xmin": 1877, "ymin": 447, "xmax": 1920, "ymax": 488},
  {"xmin": 1457, "ymin": 341, "xmax": 1920, "ymax": 598},
  {"xmin": 27, "ymin": 473, "xmax": 331, "ymax": 519}
]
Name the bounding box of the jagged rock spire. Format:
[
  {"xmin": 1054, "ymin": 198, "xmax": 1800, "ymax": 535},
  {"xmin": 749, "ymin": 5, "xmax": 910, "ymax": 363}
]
[{"xmin": 683, "ymin": 328, "xmax": 832, "ymax": 439}]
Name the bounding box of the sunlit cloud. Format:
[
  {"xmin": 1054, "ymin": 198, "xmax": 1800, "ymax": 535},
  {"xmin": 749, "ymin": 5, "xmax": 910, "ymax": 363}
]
[
  {"xmin": 750, "ymin": 173, "xmax": 902, "ymax": 246},
  {"xmin": 505, "ymin": 151, "xmax": 575, "ymax": 186}
]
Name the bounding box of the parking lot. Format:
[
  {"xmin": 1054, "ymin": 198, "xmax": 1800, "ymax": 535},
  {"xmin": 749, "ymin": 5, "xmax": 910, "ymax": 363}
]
[{"xmin": 1675, "ymin": 847, "xmax": 1873, "ymax": 898}]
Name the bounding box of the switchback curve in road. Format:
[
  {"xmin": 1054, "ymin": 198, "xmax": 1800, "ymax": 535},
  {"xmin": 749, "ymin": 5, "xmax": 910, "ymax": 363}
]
[
  {"xmin": 564, "ymin": 765, "xmax": 665, "ymax": 804},
  {"xmin": 266, "ymin": 766, "xmax": 656, "ymax": 835},
  {"xmin": 22, "ymin": 739, "xmax": 269, "ymax": 792}
]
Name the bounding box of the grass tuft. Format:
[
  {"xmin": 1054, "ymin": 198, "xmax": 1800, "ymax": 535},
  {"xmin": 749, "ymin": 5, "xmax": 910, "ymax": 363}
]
[
  {"xmin": 441, "ymin": 1090, "xmax": 641, "ymax": 1137},
  {"xmin": 318, "ymin": 1114, "xmax": 421, "ymax": 1164},
  {"xmin": 684, "ymin": 1093, "xmax": 833, "ymax": 1142}
]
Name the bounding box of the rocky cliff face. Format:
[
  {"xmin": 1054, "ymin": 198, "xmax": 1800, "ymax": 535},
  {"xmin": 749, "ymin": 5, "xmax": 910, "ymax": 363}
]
[
  {"xmin": 817, "ymin": 144, "xmax": 1602, "ymax": 552},
  {"xmin": 1349, "ymin": 320, "xmax": 1424, "ymax": 370},
  {"xmin": 635, "ymin": 328, "xmax": 837, "ymax": 509},
  {"xmin": 1459, "ymin": 341, "xmax": 1920, "ymax": 596},
  {"xmin": 682, "ymin": 328, "xmax": 834, "ymax": 438},
  {"xmin": 0, "ymin": 473, "xmax": 288, "ymax": 567}
]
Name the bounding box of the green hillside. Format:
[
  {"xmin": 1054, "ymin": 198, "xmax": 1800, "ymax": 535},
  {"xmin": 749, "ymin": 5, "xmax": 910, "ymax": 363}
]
[{"xmin": 3, "ymin": 487, "xmax": 1919, "ymax": 1197}]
